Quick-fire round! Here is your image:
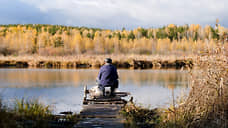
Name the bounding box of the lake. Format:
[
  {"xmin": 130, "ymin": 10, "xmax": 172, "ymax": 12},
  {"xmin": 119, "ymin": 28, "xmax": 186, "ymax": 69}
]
[{"xmin": 0, "ymin": 69, "xmax": 189, "ymax": 114}]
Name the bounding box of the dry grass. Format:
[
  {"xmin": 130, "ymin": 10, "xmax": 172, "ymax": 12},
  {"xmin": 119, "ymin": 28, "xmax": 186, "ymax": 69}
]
[
  {"xmin": 121, "ymin": 44, "xmax": 228, "ymax": 128},
  {"xmin": 0, "ymin": 54, "xmax": 195, "ymax": 69},
  {"xmin": 0, "ymin": 54, "xmax": 195, "ymax": 62},
  {"xmin": 160, "ymin": 44, "xmax": 228, "ymax": 128},
  {"xmin": 121, "ymin": 101, "xmax": 161, "ymax": 128}
]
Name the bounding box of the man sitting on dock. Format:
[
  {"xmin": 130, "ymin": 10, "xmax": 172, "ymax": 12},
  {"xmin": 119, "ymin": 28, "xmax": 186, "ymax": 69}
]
[{"xmin": 97, "ymin": 58, "xmax": 119, "ymax": 97}]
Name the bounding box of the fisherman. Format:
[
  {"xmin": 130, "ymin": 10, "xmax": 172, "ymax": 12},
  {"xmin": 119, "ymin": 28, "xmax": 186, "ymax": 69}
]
[{"xmin": 97, "ymin": 58, "xmax": 119, "ymax": 96}]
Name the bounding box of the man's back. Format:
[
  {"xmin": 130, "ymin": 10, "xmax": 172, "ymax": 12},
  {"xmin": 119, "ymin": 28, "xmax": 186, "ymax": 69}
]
[{"xmin": 98, "ymin": 64, "xmax": 118, "ymax": 87}]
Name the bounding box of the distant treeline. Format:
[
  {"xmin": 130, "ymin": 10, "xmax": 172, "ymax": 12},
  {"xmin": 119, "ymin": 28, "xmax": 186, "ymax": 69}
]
[{"xmin": 0, "ymin": 24, "xmax": 227, "ymax": 56}]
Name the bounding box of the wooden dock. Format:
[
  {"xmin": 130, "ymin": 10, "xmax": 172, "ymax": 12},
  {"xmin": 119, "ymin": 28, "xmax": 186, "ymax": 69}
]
[{"xmin": 74, "ymin": 86, "xmax": 130, "ymax": 128}]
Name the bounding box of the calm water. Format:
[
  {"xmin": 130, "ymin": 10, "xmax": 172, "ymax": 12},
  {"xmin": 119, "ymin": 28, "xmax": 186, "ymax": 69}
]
[{"xmin": 0, "ymin": 69, "xmax": 189, "ymax": 114}]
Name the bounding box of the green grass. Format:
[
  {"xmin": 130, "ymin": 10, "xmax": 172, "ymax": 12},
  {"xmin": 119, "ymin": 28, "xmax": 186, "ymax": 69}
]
[
  {"xmin": 0, "ymin": 98, "xmax": 80, "ymax": 128},
  {"xmin": 14, "ymin": 98, "xmax": 53, "ymax": 120}
]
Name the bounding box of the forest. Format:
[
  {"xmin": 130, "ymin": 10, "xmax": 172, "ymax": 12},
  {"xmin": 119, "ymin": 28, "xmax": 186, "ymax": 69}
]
[{"xmin": 0, "ymin": 24, "xmax": 227, "ymax": 56}]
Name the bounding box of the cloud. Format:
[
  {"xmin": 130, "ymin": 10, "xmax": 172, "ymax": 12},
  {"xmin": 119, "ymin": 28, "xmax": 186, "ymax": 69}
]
[
  {"xmin": 0, "ymin": 0, "xmax": 66, "ymax": 25},
  {"xmin": 1, "ymin": 0, "xmax": 228, "ymax": 29}
]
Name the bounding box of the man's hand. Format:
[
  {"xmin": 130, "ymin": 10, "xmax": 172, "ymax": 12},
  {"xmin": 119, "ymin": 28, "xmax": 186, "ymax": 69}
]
[{"xmin": 96, "ymin": 77, "xmax": 100, "ymax": 84}]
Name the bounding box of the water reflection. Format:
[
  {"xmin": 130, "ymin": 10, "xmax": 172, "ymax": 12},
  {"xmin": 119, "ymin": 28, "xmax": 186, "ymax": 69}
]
[
  {"xmin": 0, "ymin": 69, "xmax": 188, "ymax": 88},
  {"xmin": 0, "ymin": 69, "xmax": 189, "ymax": 113}
]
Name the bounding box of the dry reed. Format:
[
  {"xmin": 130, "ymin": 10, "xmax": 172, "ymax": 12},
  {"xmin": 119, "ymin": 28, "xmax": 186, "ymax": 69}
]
[
  {"xmin": 162, "ymin": 44, "xmax": 228, "ymax": 128},
  {"xmin": 0, "ymin": 54, "xmax": 195, "ymax": 69},
  {"xmin": 121, "ymin": 44, "xmax": 228, "ymax": 128}
]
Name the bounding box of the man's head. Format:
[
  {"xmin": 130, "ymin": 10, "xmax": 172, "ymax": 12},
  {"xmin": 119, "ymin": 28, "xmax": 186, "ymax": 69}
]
[{"xmin": 105, "ymin": 58, "xmax": 112, "ymax": 64}]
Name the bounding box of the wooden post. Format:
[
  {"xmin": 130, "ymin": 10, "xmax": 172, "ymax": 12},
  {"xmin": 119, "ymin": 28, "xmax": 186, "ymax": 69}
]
[{"xmin": 83, "ymin": 85, "xmax": 88, "ymax": 104}]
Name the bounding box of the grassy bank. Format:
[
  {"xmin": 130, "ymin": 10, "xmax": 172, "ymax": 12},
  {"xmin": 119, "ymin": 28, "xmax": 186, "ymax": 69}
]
[
  {"xmin": 0, "ymin": 55, "xmax": 194, "ymax": 69},
  {"xmin": 0, "ymin": 98, "xmax": 80, "ymax": 128},
  {"xmin": 121, "ymin": 45, "xmax": 228, "ymax": 128}
]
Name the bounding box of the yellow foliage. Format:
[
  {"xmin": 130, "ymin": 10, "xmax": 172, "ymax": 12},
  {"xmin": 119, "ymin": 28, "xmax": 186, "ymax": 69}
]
[
  {"xmin": 0, "ymin": 24, "xmax": 225, "ymax": 55},
  {"xmin": 84, "ymin": 38, "xmax": 94, "ymax": 51},
  {"xmin": 168, "ymin": 24, "xmax": 176, "ymax": 28}
]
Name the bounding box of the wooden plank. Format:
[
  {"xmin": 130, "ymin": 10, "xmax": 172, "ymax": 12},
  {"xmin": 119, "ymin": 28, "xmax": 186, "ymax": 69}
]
[
  {"xmin": 83, "ymin": 91, "xmax": 129, "ymax": 105},
  {"xmin": 86, "ymin": 97, "xmax": 122, "ymax": 101},
  {"xmin": 74, "ymin": 104, "xmax": 125, "ymax": 128},
  {"xmin": 74, "ymin": 117, "xmax": 124, "ymax": 128},
  {"xmin": 85, "ymin": 101, "xmax": 127, "ymax": 105},
  {"xmin": 80, "ymin": 104, "xmax": 122, "ymax": 118}
]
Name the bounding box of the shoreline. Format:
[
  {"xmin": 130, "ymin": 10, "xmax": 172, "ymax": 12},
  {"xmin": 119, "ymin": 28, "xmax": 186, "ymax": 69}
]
[{"xmin": 0, "ymin": 55, "xmax": 194, "ymax": 69}]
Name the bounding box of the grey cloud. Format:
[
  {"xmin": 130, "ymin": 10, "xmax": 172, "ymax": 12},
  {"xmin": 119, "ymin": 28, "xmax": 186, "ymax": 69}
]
[{"xmin": 0, "ymin": 0, "xmax": 66, "ymax": 25}]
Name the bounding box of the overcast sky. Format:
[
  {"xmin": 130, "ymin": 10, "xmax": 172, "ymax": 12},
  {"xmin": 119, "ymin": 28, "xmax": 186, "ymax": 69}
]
[{"xmin": 0, "ymin": 0, "xmax": 227, "ymax": 29}]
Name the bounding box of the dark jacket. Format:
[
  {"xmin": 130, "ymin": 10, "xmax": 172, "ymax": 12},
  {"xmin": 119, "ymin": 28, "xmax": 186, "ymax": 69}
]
[{"xmin": 98, "ymin": 64, "xmax": 118, "ymax": 88}]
